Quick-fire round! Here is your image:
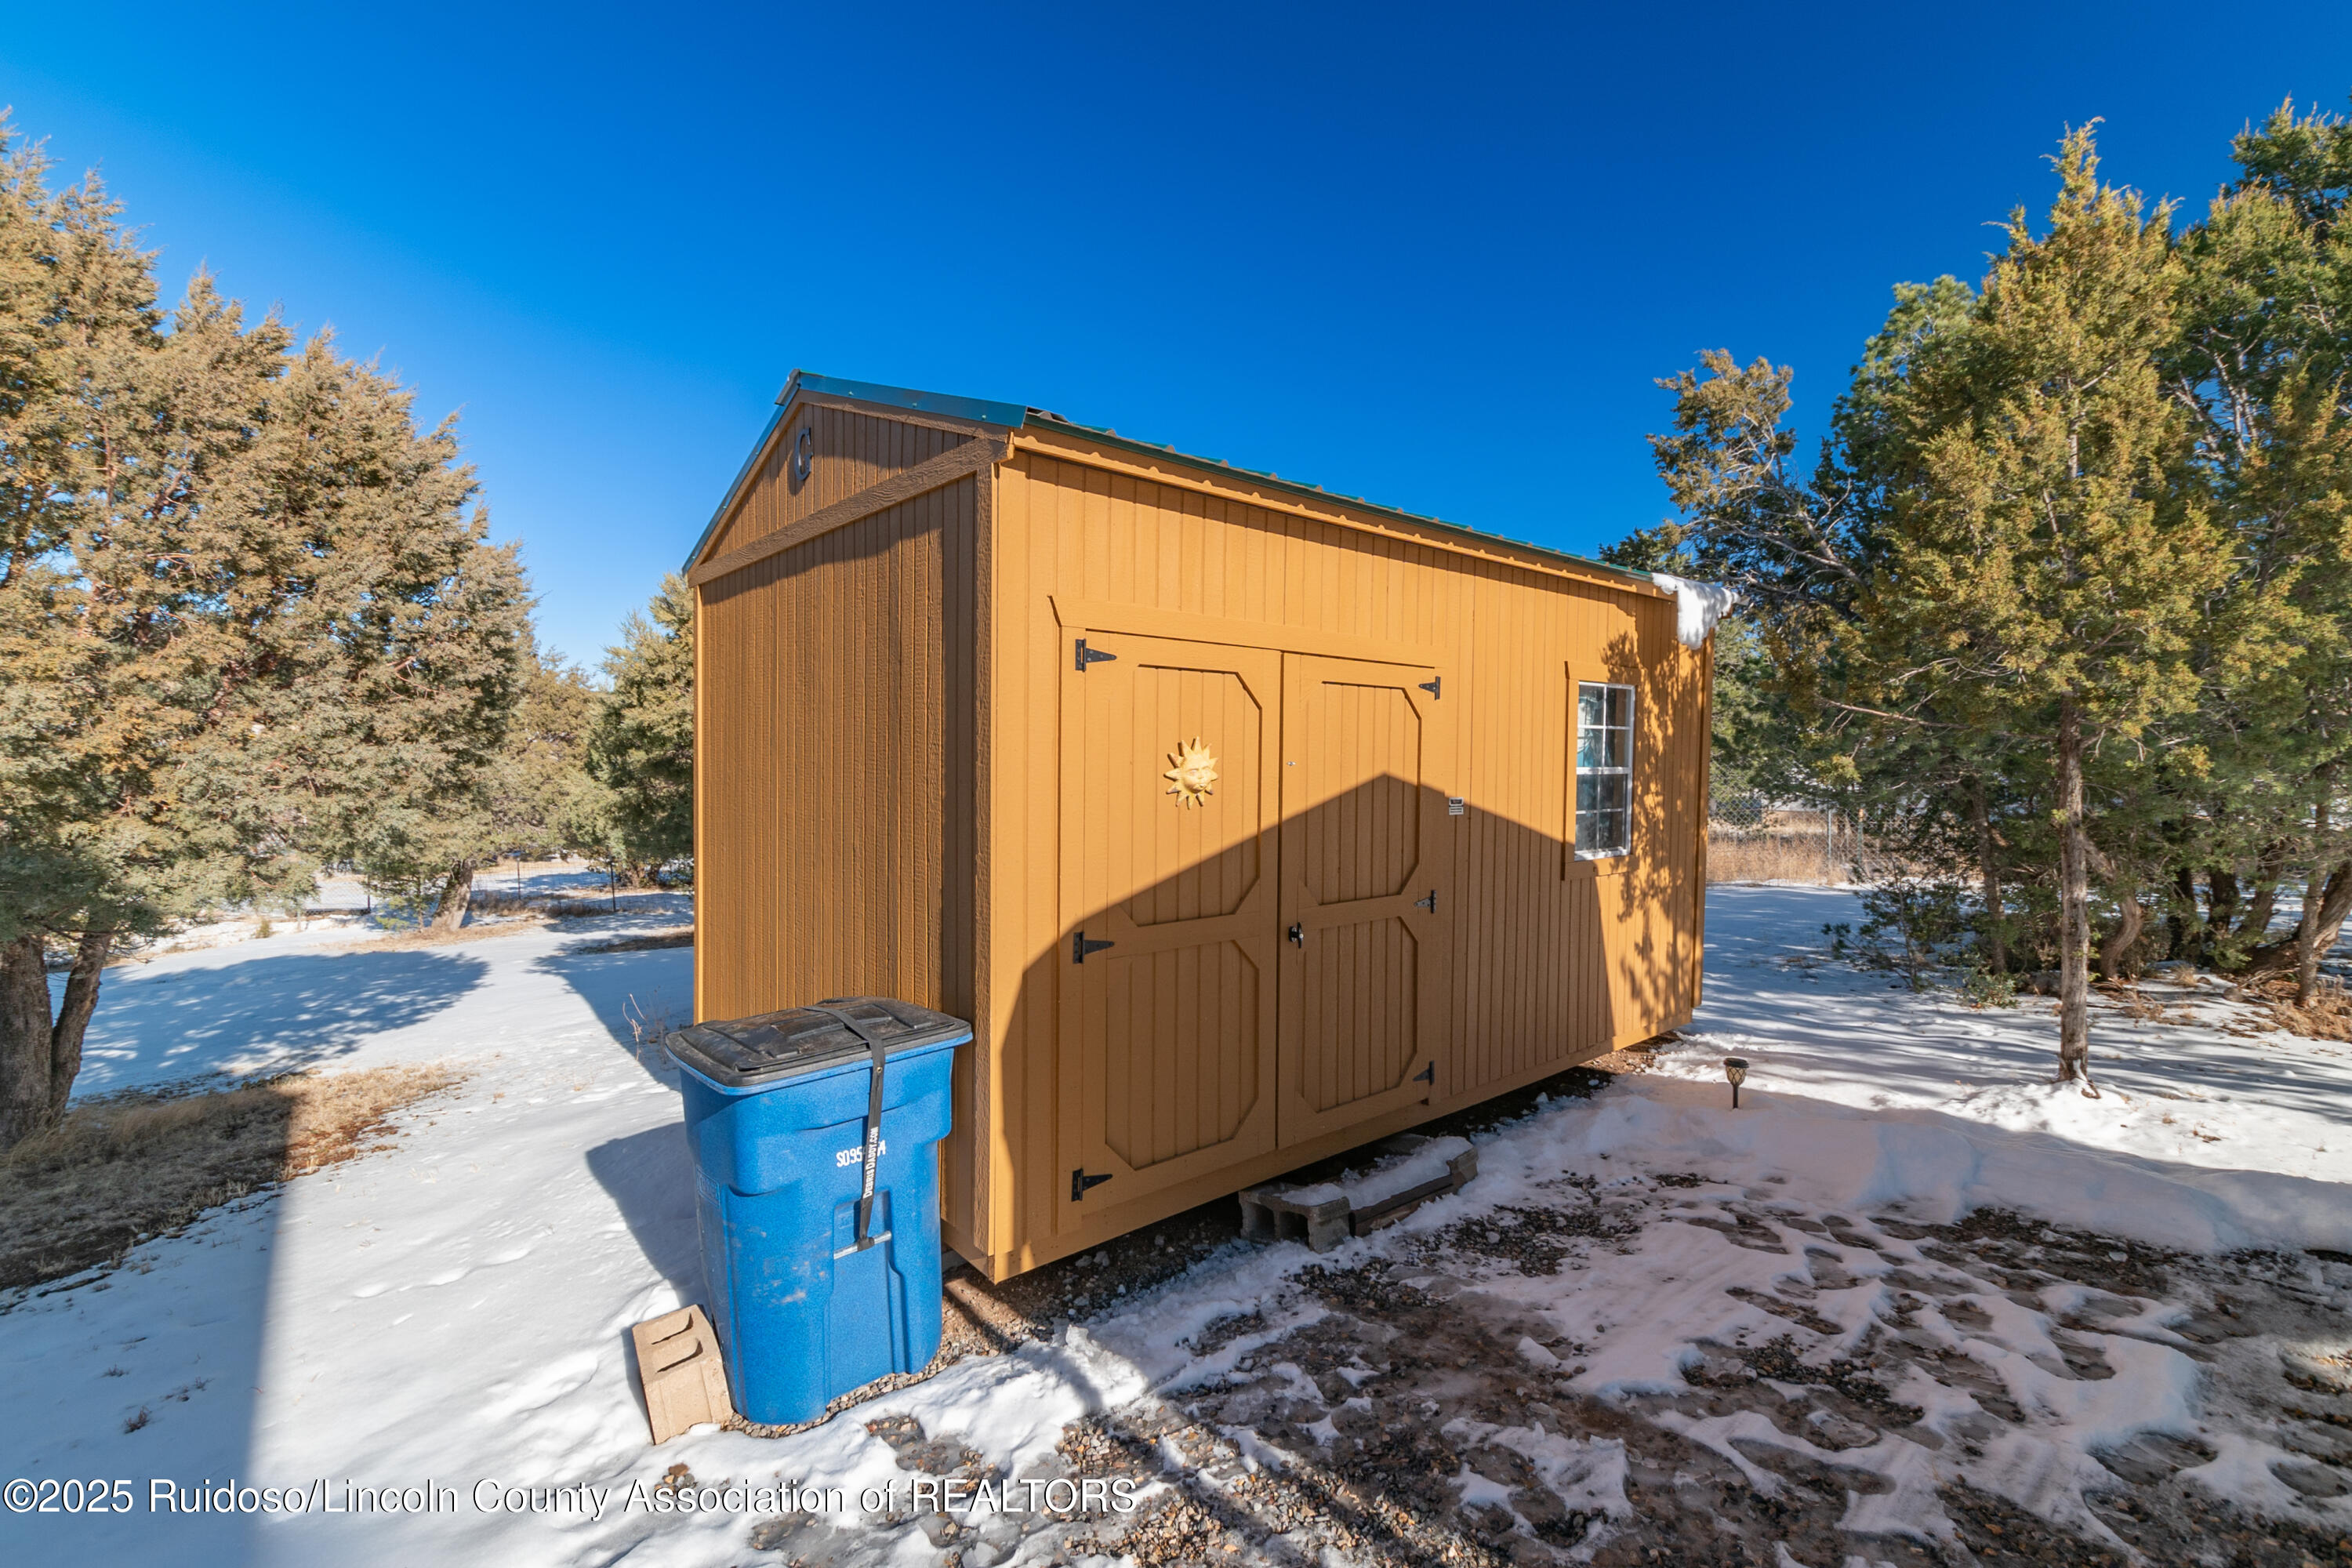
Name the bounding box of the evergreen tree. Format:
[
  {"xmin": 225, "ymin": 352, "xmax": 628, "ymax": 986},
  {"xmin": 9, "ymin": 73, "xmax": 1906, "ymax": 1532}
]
[
  {"xmin": 2162, "ymin": 100, "xmax": 2352, "ymax": 993},
  {"xmin": 1629, "ymin": 129, "xmax": 2263, "ymax": 1079},
  {"xmin": 1595, "ymin": 529, "xmax": 1783, "ymax": 800},
  {"xmin": 1855, "ymin": 129, "xmax": 2228, "ymax": 1083},
  {"xmin": 492, "ymin": 636, "xmax": 612, "ymax": 864},
  {"xmin": 0, "ymin": 126, "xmax": 528, "ymax": 1147},
  {"xmin": 588, "ymin": 573, "xmax": 694, "ymax": 882}
]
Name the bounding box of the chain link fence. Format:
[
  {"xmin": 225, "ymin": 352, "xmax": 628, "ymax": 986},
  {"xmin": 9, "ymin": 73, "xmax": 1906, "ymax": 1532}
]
[{"xmin": 1708, "ymin": 789, "xmax": 1877, "ymax": 885}]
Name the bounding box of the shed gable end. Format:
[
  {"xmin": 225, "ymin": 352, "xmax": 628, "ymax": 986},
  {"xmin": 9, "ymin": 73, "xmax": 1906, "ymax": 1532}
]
[{"xmin": 699, "ymin": 398, "xmax": 980, "ymax": 567}]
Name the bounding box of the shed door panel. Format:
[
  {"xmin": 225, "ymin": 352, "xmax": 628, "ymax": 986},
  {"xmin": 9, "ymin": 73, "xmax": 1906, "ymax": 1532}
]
[
  {"xmin": 1277, "ymin": 654, "xmax": 1454, "ymax": 1147},
  {"xmin": 1058, "ymin": 632, "xmax": 1283, "ymax": 1232}
]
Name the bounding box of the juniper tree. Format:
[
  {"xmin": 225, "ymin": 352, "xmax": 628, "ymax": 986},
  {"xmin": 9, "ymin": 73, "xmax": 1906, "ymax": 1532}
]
[
  {"xmin": 488, "ymin": 636, "xmax": 612, "ymax": 866},
  {"xmin": 0, "ymin": 127, "xmax": 527, "ymax": 1147},
  {"xmin": 1635, "ymin": 283, "xmax": 2024, "ymax": 953},
  {"xmin": 588, "ymin": 573, "xmax": 695, "ymax": 883},
  {"xmin": 1632, "ymin": 130, "xmax": 2241, "ymax": 1077},
  {"xmin": 1857, "ymin": 129, "xmax": 2230, "ymax": 1083},
  {"xmin": 2161, "ymin": 100, "xmax": 2352, "ymax": 992}
]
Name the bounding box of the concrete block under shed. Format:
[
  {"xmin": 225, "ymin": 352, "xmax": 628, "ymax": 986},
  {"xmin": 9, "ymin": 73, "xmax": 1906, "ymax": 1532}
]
[
  {"xmin": 1239, "ymin": 1134, "xmax": 1479, "ymax": 1252},
  {"xmin": 630, "ymin": 1304, "xmax": 736, "ymax": 1444}
]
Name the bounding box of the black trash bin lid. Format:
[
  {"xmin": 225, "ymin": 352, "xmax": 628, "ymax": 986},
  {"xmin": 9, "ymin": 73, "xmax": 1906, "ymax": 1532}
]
[{"xmin": 663, "ymin": 996, "xmax": 970, "ymax": 1089}]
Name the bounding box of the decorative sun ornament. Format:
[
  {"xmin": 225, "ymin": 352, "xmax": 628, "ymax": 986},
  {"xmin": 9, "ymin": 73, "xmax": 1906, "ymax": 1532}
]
[{"xmin": 1163, "ymin": 738, "xmax": 1218, "ymax": 808}]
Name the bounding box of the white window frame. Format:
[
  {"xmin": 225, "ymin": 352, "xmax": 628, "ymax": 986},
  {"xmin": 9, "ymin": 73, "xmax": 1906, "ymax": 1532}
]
[{"xmin": 1574, "ymin": 680, "xmax": 1635, "ymax": 861}]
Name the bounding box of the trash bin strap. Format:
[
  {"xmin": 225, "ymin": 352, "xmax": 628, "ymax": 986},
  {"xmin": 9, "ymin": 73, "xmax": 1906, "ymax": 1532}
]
[{"xmin": 809, "ymin": 1007, "xmax": 891, "ymax": 1253}]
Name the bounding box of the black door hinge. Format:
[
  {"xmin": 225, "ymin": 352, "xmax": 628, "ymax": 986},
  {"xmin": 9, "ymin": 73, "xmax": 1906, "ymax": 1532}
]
[
  {"xmin": 1413, "ymin": 1061, "xmax": 1436, "ymax": 1086},
  {"xmin": 1073, "ymin": 931, "xmax": 1116, "ymax": 964},
  {"xmin": 1418, "ymin": 675, "xmax": 1441, "ymax": 699},
  {"xmin": 1414, "ymin": 889, "xmax": 1437, "ymax": 913},
  {"xmin": 1072, "ymin": 1168, "xmax": 1113, "ymax": 1202},
  {"xmin": 1074, "ymin": 638, "xmax": 1117, "ymax": 672},
  {"xmin": 1287, "ymin": 922, "xmax": 1305, "ymax": 946}
]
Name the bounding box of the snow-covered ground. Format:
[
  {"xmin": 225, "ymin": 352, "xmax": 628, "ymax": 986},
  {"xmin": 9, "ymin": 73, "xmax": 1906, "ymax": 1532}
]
[
  {"xmin": 1668, "ymin": 884, "xmax": 2348, "ymax": 1200},
  {"xmin": 74, "ymin": 891, "xmax": 691, "ymax": 1098},
  {"xmin": 107, "ymin": 861, "xmax": 681, "ymax": 968},
  {"xmin": 3, "ymin": 887, "xmax": 2346, "ymax": 1565}
]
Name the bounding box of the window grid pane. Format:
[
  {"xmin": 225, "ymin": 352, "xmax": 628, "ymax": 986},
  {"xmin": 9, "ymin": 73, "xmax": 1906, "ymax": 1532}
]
[{"xmin": 1574, "ymin": 681, "xmax": 1634, "ymax": 860}]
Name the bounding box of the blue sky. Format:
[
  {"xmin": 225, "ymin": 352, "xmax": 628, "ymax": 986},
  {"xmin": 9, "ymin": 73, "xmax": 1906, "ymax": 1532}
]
[{"xmin": 4, "ymin": 2, "xmax": 2350, "ymax": 666}]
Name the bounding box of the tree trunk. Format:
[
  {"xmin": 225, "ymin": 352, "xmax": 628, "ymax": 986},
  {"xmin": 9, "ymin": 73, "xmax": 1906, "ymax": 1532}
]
[
  {"xmin": 2098, "ymin": 895, "xmax": 2144, "ymax": 982},
  {"xmin": 2208, "ymin": 868, "xmax": 2241, "ymax": 946},
  {"xmin": 1, "ymin": 935, "xmax": 54, "ymax": 1150},
  {"xmin": 431, "ymin": 860, "xmax": 474, "ymax": 933},
  {"xmin": 47, "ymin": 933, "xmax": 111, "ymax": 1124},
  {"xmin": 2055, "ymin": 699, "xmax": 2094, "ymax": 1087},
  {"xmin": 2167, "ymin": 864, "xmax": 2198, "ymax": 960},
  {"xmin": 1969, "ymin": 782, "xmax": 2007, "ymax": 974},
  {"xmin": 2238, "ymin": 840, "xmax": 2288, "ymax": 939},
  {"xmin": 2243, "ymin": 860, "xmax": 2352, "ymax": 978},
  {"xmin": 2294, "ymin": 873, "xmax": 2325, "ymax": 1006},
  {"xmin": 2292, "ymin": 793, "xmax": 2333, "ymax": 1005},
  {"xmin": 0, "ymin": 931, "xmax": 118, "ymax": 1150}
]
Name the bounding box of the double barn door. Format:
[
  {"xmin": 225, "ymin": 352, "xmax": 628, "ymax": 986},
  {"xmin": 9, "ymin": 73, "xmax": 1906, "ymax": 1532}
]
[{"xmin": 1057, "ymin": 628, "xmax": 1454, "ymax": 1229}]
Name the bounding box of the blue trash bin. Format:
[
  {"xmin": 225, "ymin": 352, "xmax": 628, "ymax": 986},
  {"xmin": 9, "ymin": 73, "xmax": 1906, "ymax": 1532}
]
[{"xmin": 664, "ymin": 996, "xmax": 970, "ymax": 1425}]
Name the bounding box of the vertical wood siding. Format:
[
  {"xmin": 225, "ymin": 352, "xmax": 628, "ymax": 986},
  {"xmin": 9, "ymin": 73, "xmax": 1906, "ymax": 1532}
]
[
  {"xmin": 1443, "ymin": 567, "xmax": 1699, "ymax": 1094},
  {"xmin": 695, "ymin": 423, "xmax": 1705, "ymax": 1277},
  {"xmin": 695, "ymin": 474, "xmax": 978, "ymax": 1034},
  {"xmin": 1053, "ymin": 635, "xmax": 1283, "ymax": 1232},
  {"xmin": 1296, "ymin": 681, "xmax": 1422, "ymax": 904},
  {"xmin": 1289, "ymin": 667, "xmax": 1430, "ymax": 1123},
  {"xmin": 982, "ymin": 448, "xmax": 1706, "ymax": 1270},
  {"xmin": 703, "ymin": 401, "xmax": 972, "ymax": 562},
  {"xmin": 1079, "ymin": 652, "xmax": 1277, "ymax": 1172}
]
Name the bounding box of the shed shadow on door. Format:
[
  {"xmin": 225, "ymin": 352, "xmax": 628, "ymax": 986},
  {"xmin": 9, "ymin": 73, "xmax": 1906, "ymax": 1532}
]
[{"xmin": 1012, "ymin": 775, "xmax": 1697, "ymax": 1243}]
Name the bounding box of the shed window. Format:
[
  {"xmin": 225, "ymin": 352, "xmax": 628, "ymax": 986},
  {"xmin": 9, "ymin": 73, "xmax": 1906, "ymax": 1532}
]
[{"xmin": 1575, "ymin": 681, "xmax": 1633, "ymax": 858}]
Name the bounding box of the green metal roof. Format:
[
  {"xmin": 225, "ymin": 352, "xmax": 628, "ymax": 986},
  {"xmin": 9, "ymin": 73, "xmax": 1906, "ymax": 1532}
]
[{"xmin": 688, "ymin": 370, "xmax": 1656, "ymax": 591}]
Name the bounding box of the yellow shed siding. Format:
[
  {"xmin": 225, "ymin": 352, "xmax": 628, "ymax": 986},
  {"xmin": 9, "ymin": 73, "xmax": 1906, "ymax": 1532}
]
[
  {"xmin": 692, "ymin": 473, "xmax": 979, "ymax": 1033},
  {"xmin": 690, "ymin": 399, "xmax": 1708, "ymax": 1282},
  {"xmin": 976, "ymin": 445, "xmax": 1707, "ymax": 1274},
  {"xmin": 702, "ymin": 398, "xmax": 976, "ymax": 564},
  {"xmin": 1446, "ymin": 571, "xmax": 1706, "ymax": 1098}
]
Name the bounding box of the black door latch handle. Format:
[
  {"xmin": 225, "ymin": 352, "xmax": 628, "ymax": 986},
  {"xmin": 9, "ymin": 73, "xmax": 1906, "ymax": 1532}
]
[{"xmin": 1287, "ymin": 923, "xmax": 1304, "ymax": 946}]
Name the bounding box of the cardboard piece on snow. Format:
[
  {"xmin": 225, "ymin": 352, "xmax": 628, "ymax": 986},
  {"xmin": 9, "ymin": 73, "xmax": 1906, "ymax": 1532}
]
[{"xmin": 630, "ymin": 1305, "xmax": 736, "ymax": 1444}]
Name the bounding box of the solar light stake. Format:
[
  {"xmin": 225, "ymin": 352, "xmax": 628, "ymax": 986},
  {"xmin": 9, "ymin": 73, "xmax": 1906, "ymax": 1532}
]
[{"xmin": 1723, "ymin": 1057, "xmax": 1749, "ymax": 1109}]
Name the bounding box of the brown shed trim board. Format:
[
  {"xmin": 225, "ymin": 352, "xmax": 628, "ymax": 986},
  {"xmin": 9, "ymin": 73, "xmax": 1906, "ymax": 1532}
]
[
  {"xmin": 689, "ymin": 437, "xmax": 1007, "ymax": 589},
  {"xmin": 688, "ymin": 372, "xmax": 1711, "ymax": 1282}
]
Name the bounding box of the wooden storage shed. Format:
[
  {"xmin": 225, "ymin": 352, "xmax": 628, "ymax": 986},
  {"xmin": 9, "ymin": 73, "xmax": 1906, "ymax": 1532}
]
[{"xmin": 686, "ymin": 372, "xmax": 1717, "ymax": 1282}]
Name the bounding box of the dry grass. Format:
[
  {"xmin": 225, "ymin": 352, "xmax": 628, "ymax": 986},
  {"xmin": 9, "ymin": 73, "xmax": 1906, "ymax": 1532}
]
[
  {"xmin": 2096, "ymin": 984, "xmax": 2204, "ymax": 1027},
  {"xmin": 2246, "ymin": 974, "xmax": 2352, "ymax": 1041},
  {"xmin": 1707, "ymin": 831, "xmax": 1843, "ymax": 884},
  {"xmin": 470, "ymin": 889, "xmax": 626, "ymax": 920},
  {"xmin": 470, "ymin": 887, "xmax": 637, "ymax": 920},
  {"xmin": 544, "ymin": 897, "xmax": 619, "ymax": 919},
  {"xmin": 334, "ymin": 916, "xmax": 549, "ymax": 953},
  {"xmin": 575, "ymin": 927, "xmax": 695, "ymax": 954},
  {"xmin": 0, "ymin": 1062, "xmax": 465, "ymax": 1291}
]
